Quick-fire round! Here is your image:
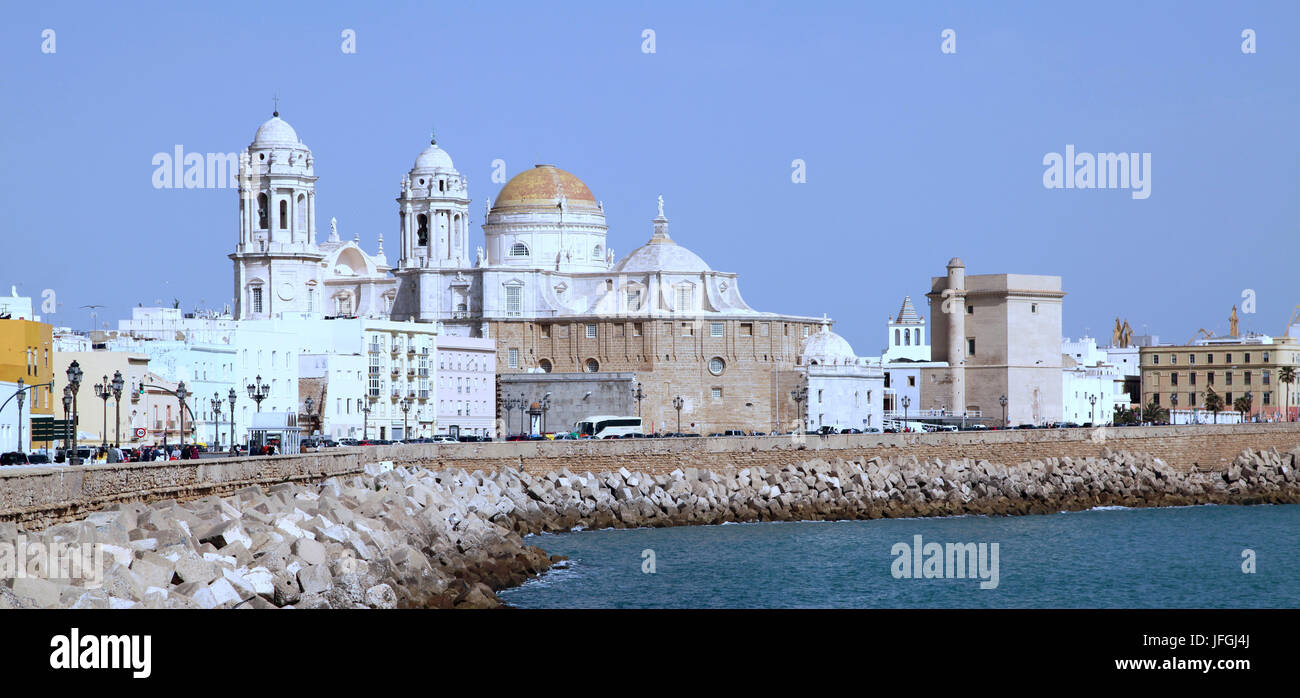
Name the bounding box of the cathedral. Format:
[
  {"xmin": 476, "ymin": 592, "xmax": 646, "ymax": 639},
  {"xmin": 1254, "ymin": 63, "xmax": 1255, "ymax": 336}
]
[{"xmin": 229, "ymin": 111, "xmax": 867, "ymax": 434}]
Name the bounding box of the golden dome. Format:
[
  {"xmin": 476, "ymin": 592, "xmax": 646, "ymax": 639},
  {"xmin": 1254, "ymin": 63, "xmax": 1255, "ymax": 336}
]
[{"xmin": 492, "ymin": 165, "xmax": 600, "ymax": 213}]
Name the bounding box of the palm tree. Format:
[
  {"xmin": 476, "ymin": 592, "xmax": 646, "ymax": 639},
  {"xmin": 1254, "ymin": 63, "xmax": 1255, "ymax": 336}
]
[
  {"xmin": 1233, "ymin": 393, "xmax": 1254, "ymax": 422},
  {"xmin": 1279, "ymin": 366, "xmax": 1296, "ymax": 422},
  {"xmin": 1142, "ymin": 400, "xmax": 1168, "ymax": 425},
  {"xmin": 1204, "ymin": 388, "xmax": 1224, "ymax": 424}
]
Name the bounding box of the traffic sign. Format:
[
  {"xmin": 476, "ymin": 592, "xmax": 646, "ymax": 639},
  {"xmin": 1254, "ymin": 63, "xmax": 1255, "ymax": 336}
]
[{"xmin": 133, "ymin": 427, "xmax": 146, "ymax": 439}]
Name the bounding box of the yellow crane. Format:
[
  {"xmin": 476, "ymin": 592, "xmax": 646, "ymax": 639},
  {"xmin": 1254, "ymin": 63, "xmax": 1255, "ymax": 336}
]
[
  {"xmin": 1285, "ymin": 305, "xmax": 1300, "ymax": 337},
  {"xmin": 1187, "ymin": 328, "xmax": 1216, "ymax": 344}
]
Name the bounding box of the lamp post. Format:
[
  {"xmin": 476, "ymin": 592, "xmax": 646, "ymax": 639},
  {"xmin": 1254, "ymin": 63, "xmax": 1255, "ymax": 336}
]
[
  {"xmin": 541, "ymin": 393, "xmax": 551, "ymax": 434},
  {"xmin": 901, "ymin": 394, "xmax": 911, "ymax": 432},
  {"xmin": 175, "ymin": 381, "xmax": 189, "ymax": 451},
  {"xmin": 14, "ymin": 378, "xmax": 23, "ymax": 455},
  {"xmin": 632, "ymin": 382, "xmax": 644, "ymax": 417},
  {"xmin": 246, "ymin": 375, "xmax": 269, "ymax": 412},
  {"xmin": 94, "ymin": 376, "xmax": 111, "ymax": 449},
  {"xmin": 61, "ymin": 386, "xmax": 73, "ymax": 462},
  {"xmin": 362, "ymin": 403, "xmax": 371, "ymax": 441},
  {"xmin": 1089, "ymin": 393, "xmax": 1097, "ymax": 425},
  {"xmin": 1170, "ymin": 392, "xmax": 1179, "ymax": 425},
  {"xmin": 110, "ymin": 371, "xmax": 124, "ymax": 447},
  {"xmin": 227, "ymin": 388, "xmax": 237, "ymax": 454},
  {"xmin": 304, "ymin": 396, "xmax": 315, "ymax": 441},
  {"xmin": 998, "ymin": 394, "xmax": 1008, "ymax": 428},
  {"xmin": 672, "ymin": 396, "xmax": 684, "ymax": 434},
  {"xmin": 399, "ymin": 396, "xmax": 411, "ymax": 441},
  {"xmin": 66, "ymin": 361, "xmax": 83, "ymax": 464},
  {"xmin": 792, "ymin": 386, "xmax": 808, "ymax": 433},
  {"xmin": 210, "ymin": 393, "xmax": 223, "ymax": 452}
]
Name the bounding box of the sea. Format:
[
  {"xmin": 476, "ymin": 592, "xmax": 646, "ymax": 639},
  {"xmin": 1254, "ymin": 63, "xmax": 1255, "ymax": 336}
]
[{"xmin": 499, "ymin": 504, "xmax": 1300, "ymax": 608}]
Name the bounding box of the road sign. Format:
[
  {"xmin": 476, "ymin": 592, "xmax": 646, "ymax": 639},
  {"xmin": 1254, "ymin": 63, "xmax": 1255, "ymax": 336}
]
[
  {"xmin": 29, "ymin": 417, "xmax": 72, "ymax": 441},
  {"xmin": 133, "ymin": 427, "xmax": 146, "ymax": 439}
]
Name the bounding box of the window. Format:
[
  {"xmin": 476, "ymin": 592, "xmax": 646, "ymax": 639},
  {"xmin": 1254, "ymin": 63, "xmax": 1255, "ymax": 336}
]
[
  {"xmin": 1264, "ymin": 392, "xmax": 1271, "ymax": 405},
  {"xmin": 633, "ymin": 323, "xmax": 642, "ymax": 337},
  {"xmin": 681, "ymin": 323, "xmax": 694, "ymax": 336},
  {"xmin": 1245, "ymin": 353, "xmax": 1252, "ymax": 363},
  {"xmin": 1245, "ymin": 371, "xmax": 1252, "ymax": 385},
  {"xmin": 1031, "ymin": 303, "xmax": 1039, "ymax": 313},
  {"xmin": 585, "ymin": 358, "xmax": 599, "ymax": 373},
  {"xmin": 907, "ymin": 375, "xmax": 916, "ymax": 387},
  {"xmin": 507, "ymin": 348, "xmax": 519, "ymax": 369},
  {"xmin": 627, "ymin": 289, "xmax": 641, "ymax": 311},
  {"xmin": 586, "ymin": 324, "xmax": 597, "ymax": 339},
  {"xmin": 803, "ymin": 326, "xmax": 810, "ymax": 338},
  {"xmin": 505, "ymin": 286, "xmax": 522, "ymax": 316},
  {"xmin": 1207, "ymin": 354, "xmax": 1213, "ymax": 363},
  {"xmin": 1153, "ymin": 354, "xmax": 1159, "ymax": 365},
  {"xmin": 257, "ymin": 193, "xmax": 268, "ymax": 229},
  {"xmin": 279, "ymin": 200, "xmax": 288, "ymax": 229},
  {"xmin": 1171, "ymin": 372, "xmax": 1179, "ymax": 386},
  {"xmin": 676, "ymin": 285, "xmax": 693, "ymax": 312},
  {"xmin": 760, "ymin": 323, "xmax": 769, "ymax": 337},
  {"xmin": 1208, "ymin": 372, "xmax": 1215, "ymax": 385},
  {"xmin": 904, "ymin": 330, "xmax": 911, "ymax": 346},
  {"xmin": 966, "ymin": 305, "xmax": 974, "ymax": 315},
  {"xmin": 711, "ymin": 387, "xmax": 722, "ymax": 399},
  {"xmin": 1226, "ymin": 372, "xmax": 1233, "ymax": 386},
  {"xmin": 708, "ymin": 357, "xmax": 725, "ymax": 375},
  {"xmin": 252, "ymin": 287, "xmax": 263, "ymax": 314},
  {"xmin": 967, "ymin": 338, "xmax": 976, "ymax": 356},
  {"xmin": 509, "ymin": 242, "xmax": 529, "ymax": 257},
  {"xmin": 1264, "ymin": 352, "xmax": 1270, "ymax": 362},
  {"xmin": 540, "ymin": 325, "xmax": 551, "ymax": 339},
  {"xmin": 538, "ymin": 359, "xmax": 552, "ymax": 373},
  {"xmin": 711, "ymin": 322, "xmax": 724, "ymax": 338},
  {"xmin": 1264, "ymin": 370, "xmax": 1271, "ymax": 385},
  {"xmin": 1170, "ymin": 355, "xmax": 1177, "ymax": 365},
  {"xmin": 417, "ymin": 214, "xmax": 429, "ymax": 246},
  {"xmin": 593, "ymin": 244, "xmax": 602, "ymax": 259},
  {"xmin": 740, "ymin": 323, "xmax": 753, "ymax": 337}
]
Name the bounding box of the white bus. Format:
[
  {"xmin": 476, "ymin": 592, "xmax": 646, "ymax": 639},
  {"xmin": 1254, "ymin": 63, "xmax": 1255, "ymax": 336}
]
[{"xmin": 575, "ymin": 415, "xmax": 643, "ymax": 439}]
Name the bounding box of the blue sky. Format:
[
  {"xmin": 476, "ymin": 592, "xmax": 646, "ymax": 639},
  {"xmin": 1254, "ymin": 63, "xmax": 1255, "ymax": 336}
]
[{"xmin": 2, "ymin": 1, "xmax": 1297, "ymax": 354}]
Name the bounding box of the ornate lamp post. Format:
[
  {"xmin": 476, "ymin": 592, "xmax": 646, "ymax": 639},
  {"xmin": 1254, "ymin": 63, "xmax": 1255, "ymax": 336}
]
[
  {"xmin": 632, "ymin": 382, "xmax": 644, "ymax": 417},
  {"xmin": 541, "ymin": 393, "xmax": 551, "ymax": 434},
  {"xmin": 1170, "ymin": 392, "xmax": 1179, "ymax": 425},
  {"xmin": 900, "ymin": 394, "xmax": 910, "ymax": 432},
  {"xmin": 227, "ymin": 388, "xmax": 237, "ymax": 454},
  {"xmin": 66, "ymin": 361, "xmax": 83, "ymax": 464},
  {"xmin": 362, "ymin": 403, "xmax": 371, "ymax": 441},
  {"xmin": 672, "ymin": 396, "xmax": 684, "ymax": 434},
  {"xmin": 399, "ymin": 396, "xmax": 412, "ymax": 441},
  {"xmin": 175, "ymin": 381, "xmax": 189, "ymax": 451},
  {"xmin": 246, "ymin": 375, "xmax": 270, "ymax": 412},
  {"xmin": 304, "ymin": 396, "xmax": 315, "ymax": 440},
  {"xmin": 999, "ymin": 394, "xmax": 1007, "ymax": 428},
  {"xmin": 111, "ymin": 371, "xmax": 124, "ymax": 447},
  {"xmin": 94, "ymin": 376, "xmax": 111, "ymax": 449},
  {"xmin": 14, "ymin": 378, "xmax": 23, "ymax": 454},
  {"xmin": 791, "ymin": 386, "xmax": 808, "ymax": 433},
  {"xmin": 1089, "ymin": 394, "xmax": 1097, "ymax": 425},
  {"xmin": 210, "ymin": 393, "xmax": 223, "ymax": 452},
  {"xmin": 61, "ymin": 386, "xmax": 73, "ymax": 462}
]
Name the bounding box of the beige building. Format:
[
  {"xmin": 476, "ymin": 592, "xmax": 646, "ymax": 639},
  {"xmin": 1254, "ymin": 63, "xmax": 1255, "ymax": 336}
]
[
  {"xmin": 924, "ymin": 259, "xmax": 1065, "ymax": 425},
  {"xmin": 51, "ymin": 351, "xmax": 183, "ymax": 447},
  {"xmin": 1140, "ymin": 335, "xmax": 1300, "ymax": 421}
]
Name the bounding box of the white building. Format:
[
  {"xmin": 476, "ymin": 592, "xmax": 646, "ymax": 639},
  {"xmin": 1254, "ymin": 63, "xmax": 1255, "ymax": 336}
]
[
  {"xmin": 436, "ymin": 335, "xmax": 496, "ymax": 438},
  {"xmin": 103, "ymin": 334, "xmax": 238, "ymax": 448},
  {"xmin": 299, "ymin": 353, "xmax": 366, "ymax": 440},
  {"xmin": 1061, "ymin": 355, "xmax": 1126, "ymax": 424},
  {"xmin": 0, "ymin": 288, "xmax": 37, "ymax": 321},
  {"xmin": 800, "ymin": 321, "xmax": 884, "ymax": 432},
  {"xmin": 0, "ymin": 379, "xmax": 27, "ymax": 453},
  {"xmin": 882, "ymin": 296, "xmax": 929, "ymax": 362}
]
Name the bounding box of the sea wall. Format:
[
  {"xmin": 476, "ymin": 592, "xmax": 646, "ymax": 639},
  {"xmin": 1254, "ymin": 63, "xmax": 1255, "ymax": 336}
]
[
  {"xmin": 2, "ymin": 446, "xmax": 1298, "ymax": 609},
  {"xmin": 4, "ymin": 423, "xmax": 1300, "ymax": 530}
]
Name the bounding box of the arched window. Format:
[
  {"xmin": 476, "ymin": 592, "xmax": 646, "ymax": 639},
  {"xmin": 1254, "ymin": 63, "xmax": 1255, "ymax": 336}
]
[
  {"xmin": 594, "ymin": 244, "xmax": 602, "ymax": 259},
  {"xmin": 417, "ymin": 214, "xmax": 429, "ymax": 246},
  {"xmin": 257, "ymin": 194, "xmax": 268, "ymax": 229},
  {"xmin": 894, "ymin": 329, "xmax": 900, "ymax": 346},
  {"xmin": 904, "ymin": 330, "xmax": 911, "ymax": 346},
  {"xmin": 585, "ymin": 358, "xmax": 599, "ymax": 373},
  {"xmin": 510, "ymin": 242, "xmax": 529, "ymax": 257},
  {"xmin": 296, "ymin": 194, "xmax": 307, "ymax": 231},
  {"xmin": 279, "ymin": 199, "xmax": 288, "ymax": 229}
]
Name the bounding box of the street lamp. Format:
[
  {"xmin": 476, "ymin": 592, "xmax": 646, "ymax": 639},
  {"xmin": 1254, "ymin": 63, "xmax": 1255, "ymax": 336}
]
[
  {"xmin": 399, "ymin": 396, "xmax": 411, "ymax": 441},
  {"xmin": 227, "ymin": 388, "xmax": 237, "ymax": 454},
  {"xmin": 61, "ymin": 386, "xmax": 73, "ymax": 462},
  {"xmin": 632, "ymin": 382, "xmax": 644, "ymax": 417},
  {"xmin": 901, "ymin": 394, "xmax": 911, "ymax": 432},
  {"xmin": 14, "ymin": 378, "xmax": 24, "ymax": 455},
  {"xmin": 210, "ymin": 392, "xmax": 223, "ymax": 452},
  {"xmin": 94, "ymin": 376, "xmax": 111, "ymax": 450},
  {"xmin": 1089, "ymin": 393, "xmax": 1097, "ymax": 425},
  {"xmin": 362, "ymin": 403, "xmax": 371, "ymax": 441},
  {"xmin": 65, "ymin": 361, "xmax": 83, "ymax": 464},
  {"xmin": 672, "ymin": 396, "xmax": 684, "ymax": 434},
  {"xmin": 304, "ymin": 396, "xmax": 316, "ymax": 440},
  {"xmin": 175, "ymin": 381, "xmax": 189, "ymax": 451},
  {"xmin": 1170, "ymin": 392, "xmax": 1179, "ymax": 425},
  {"xmin": 110, "ymin": 371, "xmax": 124, "ymax": 447},
  {"xmin": 792, "ymin": 386, "xmax": 808, "ymax": 433},
  {"xmin": 247, "ymin": 375, "xmax": 269, "ymax": 412},
  {"xmin": 541, "ymin": 393, "xmax": 551, "ymax": 434},
  {"xmin": 998, "ymin": 394, "xmax": 1008, "ymax": 428}
]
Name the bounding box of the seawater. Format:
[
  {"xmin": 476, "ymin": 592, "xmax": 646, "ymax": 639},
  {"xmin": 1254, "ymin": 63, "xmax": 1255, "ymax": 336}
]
[{"xmin": 499, "ymin": 504, "xmax": 1300, "ymax": 608}]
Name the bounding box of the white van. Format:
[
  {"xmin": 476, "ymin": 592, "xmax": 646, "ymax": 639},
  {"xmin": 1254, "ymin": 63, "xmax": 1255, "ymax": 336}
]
[{"xmin": 575, "ymin": 416, "xmax": 643, "ymax": 439}]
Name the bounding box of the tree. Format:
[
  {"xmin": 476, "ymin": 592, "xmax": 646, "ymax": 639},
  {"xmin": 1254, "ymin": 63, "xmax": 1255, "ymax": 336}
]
[
  {"xmin": 1279, "ymin": 366, "xmax": 1296, "ymax": 422},
  {"xmin": 1233, "ymin": 394, "xmax": 1254, "ymax": 421},
  {"xmin": 1204, "ymin": 388, "xmax": 1224, "ymax": 424},
  {"xmin": 1142, "ymin": 400, "xmax": 1168, "ymax": 425},
  {"xmin": 1113, "ymin": 405, "xmax": 1140, "ymax": 425}
]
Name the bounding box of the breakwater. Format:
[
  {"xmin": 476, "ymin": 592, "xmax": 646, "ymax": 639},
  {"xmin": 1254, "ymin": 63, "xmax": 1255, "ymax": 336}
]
[{"xmin": 2, "ymin": 446, "xmax": 1298, "ymax": 608}]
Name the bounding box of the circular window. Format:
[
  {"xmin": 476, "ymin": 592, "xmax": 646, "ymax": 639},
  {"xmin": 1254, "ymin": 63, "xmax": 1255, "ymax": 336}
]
[
  {"xmin": 258, "ymin": 153, "xmax": 266, "ymax": 161},
  {"xmin": 585, "ymin": 358, "xmax": 599, "ymax": 373},
  {"xmin": 709, "ymin": 357, "xmax": 725, "ymax": 375},
  {"xmin": 419, "ymin": 179, "xmax": 425, "ymax": 185},
  {"xmin": 539, "ymin": 359, "xmax": 552, "ymax": 373}
]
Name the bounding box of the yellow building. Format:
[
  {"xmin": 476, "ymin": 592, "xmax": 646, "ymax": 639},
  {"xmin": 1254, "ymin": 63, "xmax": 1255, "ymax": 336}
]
[
  {"xmin": 1139, "ymin": 335, "xmax": 1300, "ymax": 421},
  {"xmin": 0, "ymin": 317, "xmax": 55, "ymax": 409}
]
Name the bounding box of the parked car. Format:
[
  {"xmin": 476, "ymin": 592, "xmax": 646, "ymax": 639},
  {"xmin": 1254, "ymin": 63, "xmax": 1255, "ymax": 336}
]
[{"xmin": 1, "ymin": 452, "xmax": 29, "ymax": 466}]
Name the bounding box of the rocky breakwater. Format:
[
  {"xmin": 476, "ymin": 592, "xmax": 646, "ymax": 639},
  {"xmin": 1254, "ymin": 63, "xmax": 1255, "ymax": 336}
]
[
  {"xmin": 1, "ymin": 463, "xmax": 556, "ymax": 609},
  {"xmin": 2, "ymin": 448, "xmax": 1298, "ymax": 609}
]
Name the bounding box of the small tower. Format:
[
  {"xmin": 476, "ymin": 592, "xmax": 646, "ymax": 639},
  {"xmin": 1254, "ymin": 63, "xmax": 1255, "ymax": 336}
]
[
  {"xmin": 397, "ymin": 131, "xmax": 470, "ymax": 271},
  {"xmin": 884, "ymin": 295, "xmax": 929, "ymax": 361}
]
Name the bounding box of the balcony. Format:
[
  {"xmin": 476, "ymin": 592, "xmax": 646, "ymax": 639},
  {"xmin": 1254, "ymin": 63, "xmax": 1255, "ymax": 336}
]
[
  {"xmin": 407, "ymin": 345, "xmax": 416, "ymax": 355},
  {"xmin": 390, "ymin": 365, "xmax": 400, "ymax": 376},
  {"xmin": 367, "ymin": 344, "xmax": 382, "ymax": 354}
]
